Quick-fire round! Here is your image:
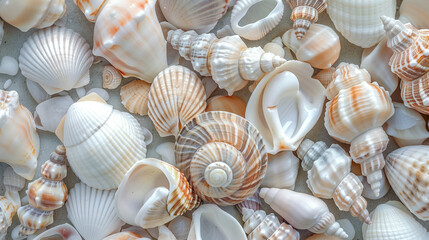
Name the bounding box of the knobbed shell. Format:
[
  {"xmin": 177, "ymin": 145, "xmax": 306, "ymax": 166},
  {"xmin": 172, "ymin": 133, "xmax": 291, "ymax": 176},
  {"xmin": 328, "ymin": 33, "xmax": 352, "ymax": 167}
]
[
  {"xmin": 400, "ymin": 73, "xmax": 429, "ymax": 114},
  {"xmin": 231, "ymin": 0, "xmax": 284, "ymax": 40},
  {"xmin": 115, "ymin": 159, "xmax": 200, "ymax": 228},
  {"xmin": 176, "ymin": 111, "xmax": 268, "ymax": 205},
  {"xmin": 286, "ymin": 0, "xmax": 327, "ymax": 39},
  {"xmin": 399, "ymin": 0, "xmax": 429, "ymax": 29},
  {"xmin": 120, "ymin": 80, "xmax": 151, "ymax": 116},
  {"xmin": 0, "ymin": 0, "xmax": 66, "ymax": 32},
  {"xmin": 385, "ymin": 145, "xmax": 429, "ymax": 220},
  {"xmin": 282, "ymin": 23, "xmax": 340, "ymax": 69},
  {"xmin": 103, "ymin": 65, "xmax": 122, "ymax": 90},
  {"xmin": 0, "ymin": 90, "xmax": 40, "ymax": 180},
  {"xmin": 148, "ymin": 66, "xmax": 206, "ymax": 138},
  {"xmin": 19, "ymin": 26, "xmax": 93, "ymax": 95}
]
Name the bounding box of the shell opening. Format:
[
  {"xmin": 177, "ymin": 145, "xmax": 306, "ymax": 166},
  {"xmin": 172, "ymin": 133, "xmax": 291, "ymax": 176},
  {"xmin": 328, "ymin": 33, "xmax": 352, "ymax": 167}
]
[{"xmin": 205, "ymin": 162, "xmax": 233, "ymax": 188}]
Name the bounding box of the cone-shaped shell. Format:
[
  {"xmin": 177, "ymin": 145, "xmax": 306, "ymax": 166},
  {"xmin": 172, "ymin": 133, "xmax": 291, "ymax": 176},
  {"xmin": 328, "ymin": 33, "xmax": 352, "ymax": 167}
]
[
  {"xmin": 176, "ymin": 111, "xmax": 268, "ymax": 205},
  {"xmin": 385, "ymin": 145, "xmax": 429, "ymax": 220},
  {"xmin": 401, "ymin": 73, "xmax": 429, "ymax": 114},
  {"xmin": 286, "ymin": 0, "xmax": 327, "ymax": 39},
  {"xmin": 120, "ymin": 80, "xmax": 151, "ymax": 116},
  {"xmin": 148, "ymin": 66, "xmax": 206, "ymax": 138},
  {"xmin": 0, "ymin": 90, "xmax": 40, "ymax": 180}
]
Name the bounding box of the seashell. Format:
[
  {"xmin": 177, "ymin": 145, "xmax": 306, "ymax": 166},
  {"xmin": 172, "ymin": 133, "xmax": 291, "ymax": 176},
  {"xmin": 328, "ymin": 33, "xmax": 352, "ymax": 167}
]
[
  {"xmin": 159, "ymin": 0, "xmax": 229, "ymax": 34},
  {"xmin": 58, "ymin": 93, "xmax": 147, "ymax": 190},
  {"xmin": 381, "ymin": 16, "xmax": 429, "ymax": 81},
  {"xmin": 67, "ymin": 182, "xmax": 125, "ymax": 240},
  {"xmin": 176, "ymin": 111, "xmax": 268, "ymax": 205},
  {"xmin": 167, "ymin": 29, "xmax": 286, "ymax": 95},
  {"xmin": 92, "ymin": 0, "xmax": 168, "ymax": 82},
  {"xmin": 103, "ymin": 65, "xmax": 122, "ymax": 90},
  {"xmin": 231, "ymin": 0, "xmax": 284, "ymax": 40},
  {"xmin": 73, "ymin": 0, "xmax": 106, "ymax": 22},
  {"xmin": 261, "ymin": 151, "xmax": 299, "ymax": 190},
  {"xmin": 34, "ymin": 96, "xmax": 74, "ymax": 133},
  {"xmin": 327, "ymin": 0, "xmax": 395, "ymax": 48},
  {"xmin": 148, "ymin": 65, "xmax": 206, "ymax": 138},
  {"xmin": 361, "ymin": 38, "xmax": 399, "ymax": 95},
  {"xmin": 0, "ymin": 56, "xmax": 19, "ymax": 76},
  {"xmin": 156, "ymin": 142, "xmax": 176, "ymax": 167},
  {"xmin": 120, "ymin": 80, "xmax": 151, "ymax": 116},
  {"xmin": 400, "ymin": 73, "xmax": 429, "ymax": 114},
  {"xmin": 0, "ymin": 0, "xmax": 66, "ymax": 32},
  {"xmin": 0, "ymin": 90, "xmax": 40, "ymax": 180},
  {"xmin": 385, "ymin": 102, "xmax": 429, "ymax": 147},
  {"xmin": 206, "ymin": 95, "xmax": 247, "ymax": 118},
  {"xmin": 158, "ymin": 225, "xmax": 177, "ymax": 240},
  {"xmin": 235, "ymin": 191, "xmax": 262, "ymax": 215},
  {"xmin": 306, "ymin": 219, "xmax": 355, "ymax": 240},
  {"xmin": 188, "ymin": 204, "xmax": 247, "ymax": 240},
  {"xmin": 87, "ymin": 88, "xmax": 110, "ymax": 101},
  {"xmin": 260, "ymin": 188, "xmax": 348, "ymax": 239},
  {"xmin": 297, "ymin": 139, "xmax": 371, "ymax": 224},
  {"xmin": 167, "ymin": 216, "xmax": 192, "ymax": 240},
  {"xmin": 286, "ymin": 0, "xmax": 327, "ymax": 39},
  {"xmin": 313, "ymin": 68, "xmax": 335, "ymax": 88},
  {"xmin": 359, "ymin": 171, "xmax": 390, "ymax": 200},
  {"xmin": 103, "ymin": 226, "xmax": 152, "ymax": 240},
  {"xmin": 3, "ymin": 79, "xmax": 12, "ymax": 90},
  {"xmin": 362, "ymin": 201, "xmax": 429, "ymax": 240},
  {"xmin": 19, "ymin": 26, "xmax": 93, "ymax": 95},
  {"xmin": 324, "ymin": 63, "xmax": 394, "ymax": 197},
  {"xmin": 26, "ymin": 80, "xmax": 50, "ymax": 104},
  {"xmin": 14, "ymin": 145, "xmax": 68, "ymax": 238},
  {"xmin": 32, "ymin": 223, "xmax": 82, "ymax": 240},
  {"xmin": 399, "ymin": 0, "xmax": 429, "ymax": 30},
  {"xmin": 246, "ymin": 61, "xmax": 325, "ymax": 154},
  {"xmin": 282, "ymin": 24, "xmax": 340, "ymax": 69},
  {"xmin": 385, "ymin": 145, "xmax": 429, "ymax": 220},
  {"xmin": 115, "ymin": 159, "xmax": 200, "ymax": 228},
  {"xmin": 263, "ymin": 37, "xmax": 285, "ymax": 58}
]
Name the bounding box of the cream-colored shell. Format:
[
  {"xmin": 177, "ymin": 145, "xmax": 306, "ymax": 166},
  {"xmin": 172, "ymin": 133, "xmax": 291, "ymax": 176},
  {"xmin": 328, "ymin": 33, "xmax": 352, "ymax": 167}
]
[
  {"xmin": 32, "ymin": 223, "xmax": 82, "ymax": 240},
  {"xmin": 286, "ymin": 0, "xmax": 327, "ymax": 39},
  {"xmin": 261, "ymin": 151, "xmax": 299, "ymax": 190},
  {"xmin": 401, "ymin": 73, "xmax": 429, "ymax": 115},
  {"xmin": 399, "ymin": 0, "xmax": 429, "ymax": 29},
  {"xmin": 314, "ymin": 67, "xmax": 335, "ymax": 88},
  {"xmin": 120, "ymin": 80, "xmax": 151, "ymax": 116},
  {"xmin": 103, "ymin": 65, "xmax": 122, "ymax": 90}
]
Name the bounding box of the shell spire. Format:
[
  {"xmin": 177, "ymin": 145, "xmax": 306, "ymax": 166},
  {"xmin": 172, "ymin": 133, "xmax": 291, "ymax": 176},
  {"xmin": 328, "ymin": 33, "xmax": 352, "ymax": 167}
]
[
  {"xmin": 297, "ymin": 139, "xmax": 371, "ymax": 224},
  {"xmin": 167, "ymin": 29, "xmax": 286, "ymax": 95},
  {"xmin": 286, "ymin": 0, "xmax": 327, "ymax": 39}
]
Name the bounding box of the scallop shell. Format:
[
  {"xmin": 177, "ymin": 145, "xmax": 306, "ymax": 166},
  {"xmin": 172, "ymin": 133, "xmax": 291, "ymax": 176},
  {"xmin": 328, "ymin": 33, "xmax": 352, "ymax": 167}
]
[
  {"xmin": 0, "ymin": 90, "xmax": 40, "ymax": 180},
  {"xmin": 385, "ymin": 102, "xmax": 429, "ymax": 147},
  {"xmin": 261, "ymin": 151, "xmax": 299, "ymax": 190},
  {"xmin": 19, "ymin": 26, "xmax": 93, "ymax": 95},
  {"xmin": 282, "ymin": 24, "xmax": 340, "ymax": 69},
  {"xmin": 115, "ymin": 159, "xmax": 200, "ymax": 228},
  {"xmin": 400, "ymin": 73, "xmax": 429, "ymax": 114},
  {"xmin": 34, "ymin": 96, "xmax": 74, "ymax": 133},
  {"xmin": 0, "ymin": 0, "xmax": 66, "ymax": 32},
  {"xmin": 231, "ymin": 0, "xmax": 284, "ymax": 40},
  {"xmin": 159, "ymin": 0, "xmax": 229, "ymax": 33},
  {"xmin": 286, "ymin": 0, "xmax": 327, "ymax": 39},
  {"xmin": 327, "ymin": 0, "xmax": 396, "ymax": 48},
  {"xmin": 93, "ymin": 0, "xmax": 168, "ymax": 82},
  {"xmin": 103, "ymin": 65, "xmax": 122, "ymax": 90},
  {"xmin": 32, "ymin": 223, "xmax": 82, "ymax": 240},
  {"xmin": 176, "ymin": 111, "xmax": 268, "ymax": 205},
  {"xmin": 148, "ymin": 65, "xmax": 206, "ymax": 138},
  {"xmin": 188, "ymin": 204, "xmax": 247, "ymax": 240},
  {"xmin": 206, "ymin": 95, "xmax": 247, "ymax": 118},
  {"xmin": 385, "ymin": 145, "xmax": 429, "ymax": 220},
  {"xmin": 362, "ymin": 201, "xmax": 429, "ymax": 240},
  {"xmin": 245, "ymin": 61, "xmax": 325, "ymax": 154},
  {"xmin": 120, "ymin": 80, "xmax": 151, "ymax": 116},
  {"xmin": 66, "ymin": 182, "xmax": 125, "ymax": 240},
  {"xmin": 399, "ymin": 0, "xmax": 429, "ymax": 30},
  {"xmin": 74, "ymin": 0, "xmax": 106, "ymax": 22}
]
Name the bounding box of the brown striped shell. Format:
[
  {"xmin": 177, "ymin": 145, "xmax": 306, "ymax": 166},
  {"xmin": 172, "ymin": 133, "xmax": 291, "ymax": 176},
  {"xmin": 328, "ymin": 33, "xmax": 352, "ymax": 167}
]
[
  {"xmin": 120, "ymin": 80, "xmax": 151, "ymax": 116},
  {"xmin": 286, "ymin": 0, "xmax": 327, "ymax": 39},
  {"xmin": 401, "ymin": 73, "xmax": 429, "ymax": 114},
  {"xmin": 176, "ymin": 111, "xmax": 268, "ymax": 205}
]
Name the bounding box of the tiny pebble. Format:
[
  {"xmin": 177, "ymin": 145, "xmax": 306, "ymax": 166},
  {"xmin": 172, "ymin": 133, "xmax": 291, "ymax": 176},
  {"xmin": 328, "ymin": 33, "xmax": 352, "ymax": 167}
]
[
  {"xmin": 75, "ymin": 87, "xmax": 86, "ymax": 98},
  {"xmin": 0, "ymin": 56, "xmax": 19, "ymax": 76},
  {"xmin": 87, "ymin": 88, "xmax": 110, "ymax": 101},
  {"xmin": 3, "ymin": 79, "xmax": 12, "ymax": 89}
]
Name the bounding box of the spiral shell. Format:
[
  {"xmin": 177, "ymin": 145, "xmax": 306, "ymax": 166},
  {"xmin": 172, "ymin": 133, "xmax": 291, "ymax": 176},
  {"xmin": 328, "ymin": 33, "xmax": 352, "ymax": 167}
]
[
  {"xmin": 286, "ymin": 0, "xmax": 327, "ymax": 39},
  {"xmin": 120, "ymin": 80, "xmax": 151, "ymax": 116},
  {"xmin": 400, "ymin": 73, "xmax": 429, "ymax": 114},
  {"xmin": 176, "ymin": 111, "xmax": 268, "ymax": 205},
  {"xmin": 103, "ymin": 65, "xmax": 122, "ymax": 90}
]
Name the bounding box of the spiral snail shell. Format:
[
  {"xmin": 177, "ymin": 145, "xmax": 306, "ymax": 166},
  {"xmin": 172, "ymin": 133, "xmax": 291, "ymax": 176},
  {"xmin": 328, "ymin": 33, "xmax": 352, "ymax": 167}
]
[{"xmin": 286, "ymin": 0, "xmax": 327, "ymax": 40}]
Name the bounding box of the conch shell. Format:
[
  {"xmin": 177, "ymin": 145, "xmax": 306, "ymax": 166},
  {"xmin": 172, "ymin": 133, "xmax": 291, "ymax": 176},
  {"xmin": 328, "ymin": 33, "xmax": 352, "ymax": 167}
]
[{"xmin": 286, "ymin": 0, "xmax": 327, "ymax": 39}]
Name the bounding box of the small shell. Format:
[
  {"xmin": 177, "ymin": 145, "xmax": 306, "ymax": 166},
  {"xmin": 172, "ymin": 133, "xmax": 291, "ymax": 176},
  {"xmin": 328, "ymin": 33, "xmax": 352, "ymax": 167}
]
[
  {"xmin": 74, "ymin": 0, "xmax": 106, "ymax": 22},
  {"xmin": 167, "ymin": 216, "xmax": 192, "ymax": 240},
  {"xmin": 263, "ymin": 37, "xmax": 285, "ymax": 58},
  {"xmin": 0, "ymin": 56, "xmax": 19, "ymax": 76},
  {"xmin": 235, "ymin": 191, "xmax": 262, "ymax": 214},
  {"xmin": 399, "ymin": 0, "xmax": 429, "ymax": 29},
  {"xmin": 103, "ymin": 66, "xmax": 122, "ymax": 90},
  {"xmin": 385, "ymin": 145, "xmax": 429, "ymax": 220},
  {"xmin": 231, "ymin": 0, "xmax": 284, "ymax": 40},
  {"xmin": 261, "ymin": 151, "xmax": 299, "ymax": 190},
  {"xmin": 283, "ymin": 24, "xmax": 340, "ymax": 69},
  {"xmin": 360, "ymin": 171, "xmax": 390, "ymax": 200},
  {"xmin": 148, "ymin": 66, "xmax": 206, "ymax": 138},
  {"xmin": 286, "ymin": 0, "xmax": 327, "ymax": 39},
  {"xmin": 206, "ymin": 95, "xmax": 247, "ymax": 118},
  {"xmin": 306, "ymin": 219, "xmax": 355, "ymax": 240},
  {"xmin": 26, "ymin": 80, "xmax": 50, "ymax": 104},
  {"xmin": 313, "ymin": 68, "xmax": 335, "ymax": 88},
  {"xmin": 201, "ymin": 77, "xmax": 218, "ymax": 98},
  {"xmin": 3, "ymin": 79, "xmax": 12, "ymax": 90},
  {"xmin": 32, "ymin": 223, "xmax": 82, "ymax": 240},
  {"xmin": 400, "ymin": 73, "xmax": 429, "ymax": 114},
  {"xmin": 176, "ymin": 111, "xmax": 268, "ymax": 205},
  {"xmin": 120, "ymin": 80, "xmax": 151, "ymax": 116},
  {"xmin": 34, "ymin": 96, "xmax": 74, "ymax": 133}
]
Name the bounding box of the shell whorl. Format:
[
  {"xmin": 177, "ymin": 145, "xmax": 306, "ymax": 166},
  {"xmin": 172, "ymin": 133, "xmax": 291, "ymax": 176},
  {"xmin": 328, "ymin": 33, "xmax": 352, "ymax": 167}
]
[
  {"xmin": 381, "ymin": 16, "xmax": 417, "ymax": 53},
  {"xmin": 287, "ymin": 0, "xmax": 327, "ymax": 39},
  {"xmin": 401, "ymin": 73, "xmax": 429, "ymax": 114},
  {"xmin": 296, "ymin": 139, "xmax": 328, "ymax": 171},
  {"xmin": 235, "ymin": 190, "xmax": 262, "ymax": 215}
]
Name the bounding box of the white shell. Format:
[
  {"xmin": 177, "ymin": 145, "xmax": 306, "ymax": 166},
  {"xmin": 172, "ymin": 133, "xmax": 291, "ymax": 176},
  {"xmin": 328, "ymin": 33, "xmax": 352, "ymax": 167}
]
[
  {"xmin": 159, "ymin": 0, "xmax": 229, "ymax": 33},
  {"xmin": 188, "ymin": 204, "xmax": 247, "ymax": 240},
  {"xmin": 158, "ymin": 225, "xmax": 177, "ymax": 240},
  {"xmin": 362, "ymin": 201, "xmax": 429, "ymax": 240},
  {"xmin": 26, "ymin": 80, "xmax": 50, "ymax": 104},
  {"xmin": 0, "ymin": 56, "xmax": 19, "ymax": 76},
  {"xmin": 326, "ymin": 0, "xmax": 396, "ymax": 48},
  {"xmin": 246, "ymin": 61, "xmax": 325, "ymax": 154},
  {"xmin": 385, "ymin": 102, "xmax": 429, "ymax": 147},
  {"xmin": 399, "ymin": 0, "xmax": 429, "ymax": 29},
  {"xmin": 73, "ymin": 0, "xmax": 106, "ymax": 22},
  {"xmin": 261, "ymin": 151, "xmax": 299, "ymax": 190},
  {"xmin": 156, "ymin": 142, "xmax": 176, "ymax": 167},
  {"xmin": 359, "ymin": 171, "xmax": 390, "ymax": 200},
  {"xmin": 231, "ymin": 0, "xmax": 284, "ymax": 40},
  {"xmin": 32, "ymin": 223, "xmax": 82, "ymax": 240},
  {"xmin": 19, "ymin": 26, "xmax": 93, "ymax": 95},
  {"xmin": 66, "ymin": 182, "xmax": 125, "ymax": 240},
  {"xmin": 167, "ymin": 216, "xmax": 192, "ymax": 240},
  {"xmin": 87, "ymin": 88, "xmax": 110, "ymax": 101},
  {"xmin": 34, "ymin": 96, "xmax": 74, "ymax": 133},
  {"xmin": 263, "ymin": 37, "xmax": 285, "ymax": 58},
  {"xmin": 3, "ymin": 79, "xmax": 12, "ymax": 90}
]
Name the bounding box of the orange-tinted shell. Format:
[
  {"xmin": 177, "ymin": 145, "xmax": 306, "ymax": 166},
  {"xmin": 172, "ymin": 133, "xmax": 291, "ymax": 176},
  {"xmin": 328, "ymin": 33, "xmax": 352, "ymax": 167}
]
[
  {"xmin": 314, "ymin": 67, "xmax": 335, "ymax": 88},
  {"xmin": 206, "ymin": 95, "xmax": 247, "ymax": 118},
  {"xmin": 120, "ymin": 80, "xmax": 151, "ymax": 116},
  {"xmin": 286, "ymin": 0, "xmax": 327, "ymax": 39},
  {"xmin": 401, "ymin": 72, "xmax": 429, "ymax": 114},
  {"xmin": 326, "ymin": 64, "xmax": 371, "ymax": 100},
  {"xmin": 103, "ymin": 231, "xmax": 143, "ymax": 240},
  {"xmin": 74, "ymin": 0, "xmax": 107, "ymax": 22}
]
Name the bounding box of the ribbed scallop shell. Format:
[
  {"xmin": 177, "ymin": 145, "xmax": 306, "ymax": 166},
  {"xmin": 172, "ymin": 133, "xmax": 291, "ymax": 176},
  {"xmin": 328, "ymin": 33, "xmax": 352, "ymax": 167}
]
[
  {"xmin": 120, "ymin": 80, "xmax": 151, "ymax": 116},
  {"xmin": 148, "ymin": 66, "xmax": 206, "ymax": 138},
  {"xmin": 385, "ymin": 145, "xmax": 429, "ymax": 220},
  {"xmin": 159, "ymin": 0, "xmax": 229, "ymax": 33},
  {"xmin": 66, "ymin": 182, "xmax": 125, "ymax": 240},
  {"xmin": 327, "ymin": 0, "xmax": 396, "ymax": 48},
  {"xmin": 115, "ymin": 159, "xmax": 200, "ymax": 228},
  {"xmin": 74, "ymin": 0, "xmax": 107, "ymax": 22},
  {"xmin": 401, "ymin": 73, "xmax": 429, "ymax": 114},
  {"xmin": 176, "ymin": 111, "xmax": 268, "ymax": 205},
  {"xmin": 0, "ymin": 0, "xmax": 66, "ymax": 32},
  {"xmin": 286, "ymin": 0, "xmax": 327, "ymax": 39},
  {"xmin": 64, "ymin": 100, "xmax": 147, "ymax": 190},
  {"xmin": 103, "ymin": 65, "xmax": 122, "ymax": 90},
  {"xmin": 93, "ymin": 0, "xmax": 167, "ymax": 82},
  {"xmin": 19, "ymin": 26, "xmax": 93, "ymax": 95},
  {"xmin": 399, "ymin": 0, "xmax": 429, "ymax": 30}
]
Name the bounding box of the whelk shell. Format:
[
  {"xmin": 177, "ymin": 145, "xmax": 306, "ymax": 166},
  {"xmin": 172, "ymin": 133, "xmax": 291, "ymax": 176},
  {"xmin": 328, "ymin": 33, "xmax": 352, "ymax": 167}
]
[
  {"xmin": 286, "ymin": 0, "xmax": 327, "ymax": 39},
  {"xmin": 120, "ymin": 80, "xmax": 151, "ymax": 116}
]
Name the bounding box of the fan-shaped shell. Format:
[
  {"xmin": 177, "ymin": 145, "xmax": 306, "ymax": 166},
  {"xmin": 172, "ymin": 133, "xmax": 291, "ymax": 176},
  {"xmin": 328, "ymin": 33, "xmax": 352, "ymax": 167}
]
[
  {"xmin": 399, "ymin": 0, "xmax": 429, "ymax": 29},
  {"xmin": 148, "ymin": 65, "xmax": 206, "ymax": 138},
  {"xmin": 19, "ymin": 26, "xmax": 93, "ymax": 95},
  {"xmin": 120, "ymin": 80, "xmax": 151, "ymax": 116},
  {"xmin": 286, "ymin": 0, "xmax": 327, "ymax": 39},
  {"xmin": 385, "ymin": 145, "xmax": 429, "ymax": 220},
  {"xmin": 401, "ymin": 73, "xmax": 429, "ymax": 114},
  {"xmin": 176, "ymin": 111, "xmax": 268, "ymax": 205}
]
